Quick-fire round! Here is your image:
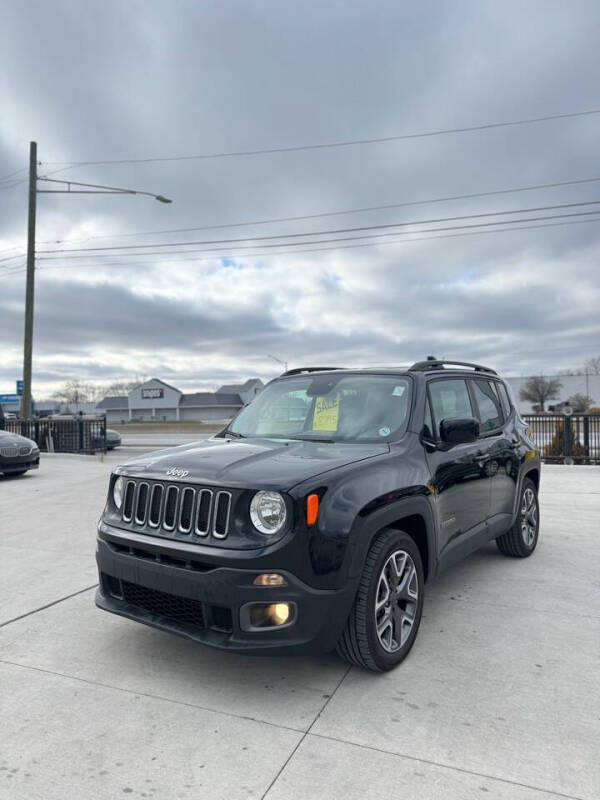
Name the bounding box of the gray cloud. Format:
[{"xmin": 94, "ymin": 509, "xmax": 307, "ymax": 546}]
[{"xmin": 1, "ymin": 0, "xmax": 599, "ymax": 395}]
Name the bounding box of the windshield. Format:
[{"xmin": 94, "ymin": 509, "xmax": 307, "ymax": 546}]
[{"xmin": 227, "ymin": 374, "xmax": 411, "ymax": 442}]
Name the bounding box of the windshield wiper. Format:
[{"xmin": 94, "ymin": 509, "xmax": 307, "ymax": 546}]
[
  {"xmin": 292, "ymin": 436, "xmax": 336, "ymax": 443},
  {"xmin": 223, "ymin": 430, "xmax": 244, "ymax": 439}
]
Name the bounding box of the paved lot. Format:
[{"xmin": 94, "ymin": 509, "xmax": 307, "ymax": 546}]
[{"xmin": 1, "ymin": 456, "xmax": 598, "ymax": 800}]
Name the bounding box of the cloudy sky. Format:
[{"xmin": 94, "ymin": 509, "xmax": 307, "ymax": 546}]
[{"xmin": 1, "ymin": 0, "xmax": 599, "ymax": 397}]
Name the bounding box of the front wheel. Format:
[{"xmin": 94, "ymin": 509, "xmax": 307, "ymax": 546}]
[
  {"xmin": 496, "ymin": 478, "xmax": 540, "ymax": 558},
  {"xmin": 337, "ymin": 529, "xmax": 425, "ymax": 672}
]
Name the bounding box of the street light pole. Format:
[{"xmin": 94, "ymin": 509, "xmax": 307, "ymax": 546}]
[
  {"xmin": 267, "ymin": 354, "xmax": 288, "ymax": 373},
  {"xmin": 21, "ymin": 141, "xmax": 37, "ymax": 420},
  {"xmin": 19, "ymin": 141, "xmax": 172, "ymax": 419}
]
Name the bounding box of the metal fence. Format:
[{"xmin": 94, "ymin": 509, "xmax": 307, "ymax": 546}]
[
  {"xmin": 0, "ymin": 417, "xmax": 107, "ymax": 454},
  {"xmin": 523, "ymin": 414, "xmax": 600, "ymax": 464}
]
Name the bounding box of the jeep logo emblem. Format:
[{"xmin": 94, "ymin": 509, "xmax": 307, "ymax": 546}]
[{"xmin": 166, "ymin": 467, "xmax": 189, "ymax": 478}]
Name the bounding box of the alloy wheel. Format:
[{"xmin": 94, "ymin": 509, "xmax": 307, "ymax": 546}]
[
  {"xmin": 374, "ymin": 549, "xmax": 419, "ymax": 653},
  {"xmin": 521, "ymin": 487, "xmax": 538, "ymax": 546}
]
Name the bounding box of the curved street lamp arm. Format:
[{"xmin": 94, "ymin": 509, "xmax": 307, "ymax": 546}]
[{"xmin": 37, "ymin": 177, "xmax": 172, "ymax": 202}]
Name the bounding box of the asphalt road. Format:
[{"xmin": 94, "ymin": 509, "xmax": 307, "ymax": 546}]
[{"xmin": 0, "ymin": 456, "xmax": 598, "ymax": 799}]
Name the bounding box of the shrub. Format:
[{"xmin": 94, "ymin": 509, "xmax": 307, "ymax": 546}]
[{"xmin": 544, "ymin": 420, "xmax": 587, "ymax": 458}]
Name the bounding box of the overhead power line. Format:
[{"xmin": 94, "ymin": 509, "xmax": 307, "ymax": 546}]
[
  {"xmin": 36, "ymin": 199, "xmax": 600, "ymax": 256},
  {"xmin": 1, "ymin": 215, "xmax": 596, "ymax": 278},
  {"xmin": 39, "ymin": 108, "xmax": 600, "ymax": 169},
  {"xmin": 34, "ymin": 175, "xmax": 600, "ymax": 245},
  {"xmin": 0, "ymin": 178, "xmax": 28, "ymax": 192},
  {"xmin": 33, "ymin": 211, "xmax": 600, "ymax": 264},
  {"xmin": 0, "ymin": 252, "xmax": 27, "ymax": 263},
  {"xmin": 0, "ymin": 167, "xmax": 28, "ymax": 182},
  {"xmin": 4, "ymin": 214, "xmax": 600, "ymax": 279}
]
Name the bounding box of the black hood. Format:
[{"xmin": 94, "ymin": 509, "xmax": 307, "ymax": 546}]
[{"xmin": 116, "ymin": 437, "xmax": 389, "ymax": 490}]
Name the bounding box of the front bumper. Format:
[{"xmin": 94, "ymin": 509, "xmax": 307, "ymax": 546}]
[
  {"xmin": 0, "ymin": 454, "xmax": 39, "ymax": 473},
  {"xmin": 95, "ymin": 529, "xmax": 356, "ymax": 655}
]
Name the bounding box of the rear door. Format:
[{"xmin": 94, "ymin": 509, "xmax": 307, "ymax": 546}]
[
  {"xmin": 468, "ymin": 378, "xmax": 515, "ymax": 525},
  {"xmin": 425, "ymin": 377, "xmax": 492, "ymax": 555}
]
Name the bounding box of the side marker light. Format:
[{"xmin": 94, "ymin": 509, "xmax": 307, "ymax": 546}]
[{"xmin": 306, "ymin": 494, "xmax": 319, "ymax": 526}]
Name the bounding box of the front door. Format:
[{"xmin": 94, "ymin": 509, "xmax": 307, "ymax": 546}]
[{"xmin": 425, "ymin": 377, "xmax": 492, "ymax": 561}]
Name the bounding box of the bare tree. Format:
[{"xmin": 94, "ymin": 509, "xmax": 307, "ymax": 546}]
[
  {"xmin": 519, "ymin": 375, "xmax": 562, "ymax": 413},
  {"xmin": 104, "ymin": 377, "xmax": 145, "ymax": 396},
  {"xmin": 51, "ymin": 380, "xmax": 93, "ymax": 404},
  {"xmin": 585, "ymin": 356, "xmax": 600, "ymax": 375},
  {"xmin": 568, "ymin": 393, "xmax": 595, "ymax": 412}
]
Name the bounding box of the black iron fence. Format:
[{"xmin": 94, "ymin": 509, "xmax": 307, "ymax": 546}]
[
  {"xmin": 0, "ymin": 417, "xmax": 107, "ymax": 454},
  {"xmin": 522, "ymin": 414, "xmax": 600, "ymax": 464}
]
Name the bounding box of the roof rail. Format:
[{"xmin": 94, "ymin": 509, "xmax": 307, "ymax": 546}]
[
  {"xmin": 281, "ymin": 367, "xmax": 345, "ymax": 377},
  {"xmin": 409, "ymin": 359, "xmax": 498, "ymax": 375}
]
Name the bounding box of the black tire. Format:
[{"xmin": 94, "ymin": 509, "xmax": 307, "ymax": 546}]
[
  {"xmin": 337, "ymin": 529, "xmax": 425, "ymax": 672},
  {"xmin": 496, "ymin": 478, "xmax": 539, "ymax": 558}
]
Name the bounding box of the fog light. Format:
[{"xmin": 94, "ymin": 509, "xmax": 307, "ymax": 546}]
[
  {"xmin": 253, "ymin": 573, "xmax": 287, "ymax": 587},
  {"xmin": 242, "ymin": 601, "xmax": 296, "ymax": 630},
  {"xmin": 272, "ymin": 603, "xmax": 290, "ymax": 624}
]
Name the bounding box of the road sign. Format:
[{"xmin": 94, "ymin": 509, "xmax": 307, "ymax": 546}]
[
  {"xmin": 0, "ymin": 394, "xmax": 20, "ymax": 403},
  {"xmin": 16, "ymin": 380, "xmax": 23, "ymax": 395}
]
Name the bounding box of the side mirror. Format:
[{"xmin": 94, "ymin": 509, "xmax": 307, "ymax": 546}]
[{"xmin": 439, "ymin": 417, "xmax": 479, "ymax": 446}]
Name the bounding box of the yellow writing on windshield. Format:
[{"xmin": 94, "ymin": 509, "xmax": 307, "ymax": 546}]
[{"xmin": 312, "ymin": 394, "xmax": 340, "ymax": 431}]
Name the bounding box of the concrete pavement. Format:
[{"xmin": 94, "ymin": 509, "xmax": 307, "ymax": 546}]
[{"xmin": 0, "ymin": 457, "xmax": 598, "ymax": 799}]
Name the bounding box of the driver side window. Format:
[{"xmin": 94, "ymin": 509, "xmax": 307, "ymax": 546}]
[{"xmin": 428, "ymin": 379, "xmax": 474, "ymax": 438}]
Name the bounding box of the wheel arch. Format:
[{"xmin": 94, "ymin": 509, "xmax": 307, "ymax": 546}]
[
  {"xmin": 524, "ymin": 466, "xmax": 540, "ymax": 491},
  {"xmin": 350, "ymin": 495, "xmax": 437, "ymax": 582},
  {"xmin": 511, "ymin": 460, "xmax": 542, "ymax": 520}
]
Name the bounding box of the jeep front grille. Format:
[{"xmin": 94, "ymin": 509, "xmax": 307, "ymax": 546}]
[{"xmin": 118, "ymin": 479, "xmax": 233, "ymax": 539}]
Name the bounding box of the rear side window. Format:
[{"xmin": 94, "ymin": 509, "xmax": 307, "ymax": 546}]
[
  {"xmin": 428, "ymin": 379, "xmax": 474, "ymax": 437},
  {"xmin": 497, "ymin": 382, "xmax": 512, "ymax": 418},
  {"xmin": 471, "ymin": 379, "xmax": 503, "ymax": 433}
]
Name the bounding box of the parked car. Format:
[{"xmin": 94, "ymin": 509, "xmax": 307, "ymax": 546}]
[
  {"xmin": 106, "ymin": 429, "xmax": 122, "ymax": 450},
  {"xmin": 95, "ymin": 360, "xmax": 541, "ymax": 672},
  {"xmin": 0, "ymin": 430, "xmax": 40, "ymax": 476},
  {"xmin": 90, "ymin": 428, "xmax": 121, "ymax": 451}
]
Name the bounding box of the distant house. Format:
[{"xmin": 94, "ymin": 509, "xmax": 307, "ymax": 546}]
[
  {"xmin": 215, "ymin": 379, "xmax": 264, "ymax": 405},
  {"xmin": 96, "ymin": 377, "xmax": 264, "ymax": 423}
]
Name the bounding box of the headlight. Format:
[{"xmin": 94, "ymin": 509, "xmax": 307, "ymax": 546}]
[
  {"xmin": 250, "ymin": 491, "xmax": 287, "ymax": 535},
  {"xmin": 113, "ymin": 476, "xmax": 125, "ymax": 509}
]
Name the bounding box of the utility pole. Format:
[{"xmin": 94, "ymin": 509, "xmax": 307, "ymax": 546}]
[
  {"xmin": 21, "ymin": 141, "xmax": 37, "ymax": 419},
  {"xmin": 17, "ymin": 140, "xmax": 171, "ymax": 420},
  {"xmin": 585, "ymin": 367, "xmax": 589, "ymax": 399}
]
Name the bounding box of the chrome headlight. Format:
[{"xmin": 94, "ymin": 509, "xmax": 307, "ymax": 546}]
[
  {"xmin": 250, "ymin": 491, "xmax": 287, "ymax": 535},
  {"xmin": 113, "ymin": 476, "xmax": 125, "ymax": 509}
]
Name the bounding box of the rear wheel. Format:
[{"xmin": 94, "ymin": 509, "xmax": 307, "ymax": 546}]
[
  {"xmin": 337, "ymin": 529, "xmax": 425, "ymax": 672},
  {"xmin": 496, "ymin": 478, "xmax": 539, "ymax": 558}
]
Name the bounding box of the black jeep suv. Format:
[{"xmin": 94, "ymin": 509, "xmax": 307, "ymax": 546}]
[{"xmin": 96, "ymin": 360, "xmax": 541, "ymax": 672}]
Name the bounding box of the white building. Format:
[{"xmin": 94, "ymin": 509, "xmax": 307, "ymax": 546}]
[{"xmin": 96, "ymin": 377, "xmax": 264, "ymax": 423}]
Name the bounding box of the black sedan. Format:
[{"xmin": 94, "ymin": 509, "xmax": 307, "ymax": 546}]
[
  {"xmin": 106, "ymin": 429, "xmax": 122, "ymax": 450},
  {"xmin": 0, "ymin": 431, "xmax": 40, "ymax": 476},
  {"xmin": 90, "ymin": 428, "xmax": 122, "ymax": 451}
]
